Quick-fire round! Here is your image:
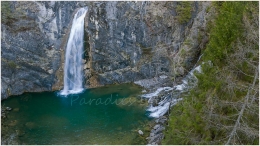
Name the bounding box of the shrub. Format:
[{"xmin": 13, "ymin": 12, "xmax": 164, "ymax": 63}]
[{"xmin": 175, "ymin": 2, "xmax": 193, "ymax": 24}]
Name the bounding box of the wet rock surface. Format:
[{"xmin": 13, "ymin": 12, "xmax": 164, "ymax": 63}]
[{"xmin": 147, "ymin": 123, "xmax": 165, "ymax": 144}]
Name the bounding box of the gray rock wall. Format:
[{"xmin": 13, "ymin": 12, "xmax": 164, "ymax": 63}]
[
  {"xmin": 1, "ymin": 1, "xmax": 210, "ymax": 99},
  {"xmin": 84, "ymin": 1, "xmax": 209, "ymax": 88}
]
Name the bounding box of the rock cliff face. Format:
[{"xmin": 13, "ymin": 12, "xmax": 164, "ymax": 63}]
[
  {"xmin": 1, "ymin": 1, "xmax": 89, "ymax": 99},
  {"xmin": 1, "ymin": 1, "xmax": 210, "ymax": 99},
  {"xmin": 83, "ymin": 1, "xmax": 209, "ymax": 88}
]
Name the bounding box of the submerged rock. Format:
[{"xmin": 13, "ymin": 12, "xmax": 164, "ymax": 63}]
[
  {"xmin": 25, "ymin": 122, "xmax": 36, "ymax": 129},
  {"xmin": 1, "ymin": 133, "xmax": 19, "ymax": 145},
  {"xmin": 116, "ymin": 127, "xmax": 122, "ymax": 131},
  {"xmin": 6, "ymin": 107, "xmax": 12, "ymax": 111},
  {"xmin": 8, "ymin": 120, "xmax": 18, "ymax": 126},
  {"xmin": 1, "ymin": 113, "xmax": 7, "ymax": 119},
  {"xmin": 13, "ymin": 108, "xmax": 19, "ymax": 112},
  {"xmin": 16, "ymin": 130, "xmax": 25, "ymax": 137}
]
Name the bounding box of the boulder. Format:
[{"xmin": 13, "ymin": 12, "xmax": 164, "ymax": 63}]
[
  {"xmin": 6, "ymin": 107, "xmax": 12, "ymax": 111},
  {"xmin": 138, "ymin": 130, "xmax": 144, "ymax": 135}
]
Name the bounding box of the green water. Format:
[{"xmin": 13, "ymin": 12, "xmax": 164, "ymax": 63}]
[{"xmin": 1, "ymin": 83, "xmax": 152, "ymax": 145}]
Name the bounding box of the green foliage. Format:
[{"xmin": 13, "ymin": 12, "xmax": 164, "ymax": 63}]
[
  {"xmin": 179, "ymin": 48, "xmax": 186, "ymax": 56},
  {"xmin": 205, "ymin": 6, "xmax": 211, "ymax": 13},
  {"xmin": 203, "ymin": 2, "xmax": 244, "ymax": 65},
  {"xmin": 183, "ymin": 38, "xmax": 192, "ymax": 46},
  {"xmin": 1, "ymin": 1, "xmax": 27, "ymax": 26},
  {"xmin": 175, "ymin": 2, "xmax": 193, "ymax": 24},
  {"xmin": 7, "ymin": 61, "xmax": 17, "ymax": 69},
  {"xmin": 163, "ymin": 95, "xmax": 207, "ymax": 145},
  {"xmin": 163, "ymin": 2, "xmax": 259, "ymax": 145},
  {"xmin": 1, "ymin": 1, "xmax": 15, "ymax": 25}
]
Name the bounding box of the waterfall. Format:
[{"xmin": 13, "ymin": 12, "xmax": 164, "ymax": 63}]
[
  {"xmin": 141, "ymin": 65, "xmax": 202, "ymax": 118},
  {"xmin": 60, "ymin": 7, "xmax": 88, "ymax": 96}
]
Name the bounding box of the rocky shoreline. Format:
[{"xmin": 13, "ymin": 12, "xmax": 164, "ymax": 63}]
[
  {"xmin": 135, "ymin": 65, "xmax": 202, "ymax": 145},
  {"xmin": 134, "ymin": 76, "xmax": 174, "ymax": 145},
  {"xmin": 1, "ymin": 106, "xmax": 20, "ymax": 145}
]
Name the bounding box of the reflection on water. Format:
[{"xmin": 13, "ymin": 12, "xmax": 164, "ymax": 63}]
[{"xmin": 1, "ymin": 83, "xmax": 152, "ymax": 145}]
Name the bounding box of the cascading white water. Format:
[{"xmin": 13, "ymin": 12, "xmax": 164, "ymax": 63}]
[
  {"xmin": 60, "ymin": 7, "xmax": 88, "ymax": 96},
  {"xmin": 141, "ymin": 65, "xmax": 202, "ymax": 118}
]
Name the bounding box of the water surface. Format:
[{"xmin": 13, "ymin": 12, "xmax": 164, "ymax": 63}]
[{"xmin": 1, "ymin": 83, "xmax": 151, "ymax": 144}]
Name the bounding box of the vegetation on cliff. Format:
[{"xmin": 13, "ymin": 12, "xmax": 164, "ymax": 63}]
[
  {"xmin": 1, "ymin": 1, "xmax": 13, "ymax": 25},
  {"xmin": 163, "ymin": 1, "xmax": 259, "ymax": 145},
  {"xmin": 1, "ymin": 1, "xmax": 25, "ymax": 25},
  {"xmin": 175, "ymin": 1, "xmax": 193, "ymax": 24}
]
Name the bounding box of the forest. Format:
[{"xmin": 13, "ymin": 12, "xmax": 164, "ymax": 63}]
[{"xmin": 163, "ymin": 1, "xmax": 259, "ymax": 145}]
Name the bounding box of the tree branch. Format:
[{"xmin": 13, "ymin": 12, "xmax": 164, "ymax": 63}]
[{"xmin": 225, "ymin": 67, "xmax": 258, "ymax": 145}]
